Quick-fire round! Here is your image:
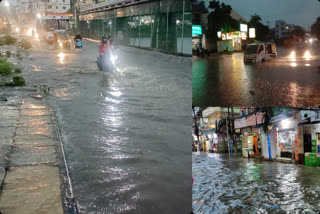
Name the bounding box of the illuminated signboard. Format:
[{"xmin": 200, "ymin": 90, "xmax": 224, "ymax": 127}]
[
  {"xmin": 221, "ymin": 33, "xmax": 226, "ymax": 40},
  {"xmin": 249, "ymin": 28, "xmax": 256, "ymax": 38},
  {"xmin": 226, "ymin": 32, "xmax": 233, "ymax": 40},
  {"xmin": 240, "ymin": 24, "xmax": 248, "ymax": 32},
  {"xmin": 192, "ymin": 25, "xmax": 202, "ymax": 35},
  {"xmin": 217, "ymin": 31, "xmax": 221, "ymax": 38}
]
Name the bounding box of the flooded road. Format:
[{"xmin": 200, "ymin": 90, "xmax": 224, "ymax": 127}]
[
  {"xmin": 192, "ymin": 49, "xmax": 320, "ymax": 107},
  {"xmin": 19, "ymin": 40, "xmax": 191, "ymax": 213},
  {"xmin": 192, "ymin": 152, "xmax": 320, "ymax": 214}
]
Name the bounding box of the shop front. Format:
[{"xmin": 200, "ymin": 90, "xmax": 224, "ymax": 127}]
[
  {"xmin": 277, "ymin": 129, "xmax": 297, "ymax": 159},
  {"xmin": 192, "ymin": 25, "xmax": 203, "ymax": 51},
  {"xmin": 216, "ymin": 25, "xmax": 249, "ymax": 53}
]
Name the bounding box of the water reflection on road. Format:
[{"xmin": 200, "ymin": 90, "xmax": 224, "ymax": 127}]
[
  {"xmin": 192, "ymin": 51, "xmax": 320, "ymax": 107},
  {"xmin": 19, "ymin": 40, "xmax": 191, "ymax": 214},
  {"xmin": 192, "ymin": 153, "xmax": 320, "ymax": 214}
]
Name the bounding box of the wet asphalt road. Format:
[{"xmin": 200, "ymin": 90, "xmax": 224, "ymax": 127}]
[
  {"xmin": 192, "ymin": 152, "xmax": 320, "ymax": 214},
  {"xmin": 16, "ymin": 39, "xmax": 191, "ymax": 214},
  {"xmin": 192, "ymin": 48, "xmax": 320, "ymax": 107}
]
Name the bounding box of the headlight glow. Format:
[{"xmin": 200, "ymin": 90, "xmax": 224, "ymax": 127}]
[
  {"xmin": 304, "ymin": 50, "xmax": 311, "ymax": 59},
  {"xmin": 110, "ymin": 54, "xmax": 116, "ymax": 65},
  {"xmin": 35, "ymin": 33, "xmax": 39, "ymax": 40},
  {"xmin": 290, "ymin": 51, "xmax": 295, "ymax": 58}
]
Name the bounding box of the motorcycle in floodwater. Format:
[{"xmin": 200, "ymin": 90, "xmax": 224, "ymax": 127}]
[
  {"xmin": 75, "ymin": 39, "xmax": 82, "ymax": 48},
  {"xmin": 97, "ymin": 50, "xmax": 117, "ymax": 72}
]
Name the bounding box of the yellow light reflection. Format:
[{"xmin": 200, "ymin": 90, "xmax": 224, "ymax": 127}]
[
  {"xmin": 305, "ymin": 64, "xmax": 311, "ymax": 67},
  {"xmin": 27, "ymin": 28, "xmax": 33, "ymax": 36},
  {"xmin": 289, "ymin": 51, "xmax": 295, "ymax": 59},
  {"xmin": 290, "ymin": 62, "xmax": 297, "ymax": 67},
  {"xmin": 304, "ymin": 51, "xmax": 311, "ymax": 60},
  {"xmin": 35, "ymin": 33, "xmax": 39, "ymax": 40},
  {"xmin": 58, "ymin": 52, "xmax": 65, "ymax": 64}
]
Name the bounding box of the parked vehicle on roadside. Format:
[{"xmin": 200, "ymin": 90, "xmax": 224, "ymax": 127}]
[{"xmin": 244, "ymin": 42, "xmax": 277, "ymax": 63}]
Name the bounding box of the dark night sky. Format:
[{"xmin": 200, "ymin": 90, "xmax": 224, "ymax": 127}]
[{"xmin": 204, "ymin": 0, "xmax": 320, "ymax": 30}]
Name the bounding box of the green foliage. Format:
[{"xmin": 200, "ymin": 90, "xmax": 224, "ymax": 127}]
[
  {"xmin": 0, "ymin": 27, "xmax": 11, "ymax": 35},
  {"xmin": 0, "ymin": 35, "xmax": 17, "ymax": 46},
  {"xmin": 4, "ymin": 35, "xmax": 17, "ymax": 44},
  {"xmin": 16, "ymin": 52, "xmax": 23, "ymax": 60},
  {"xmin": 14, "ymin": 67, "xmax": 22, "ymax": 73},
  {"xmin": 311, "ymin": 17, "xmax": 320, "ymax": 41},
  {"xmin": 207, "ymin": 0, "xmax": 240, "ymax": 40},
  {"xmin": 0, "ymin": 59, "xmax": 12, "ymax": 76},
  {"xmin": 12, "ymin": 76, "xmax": 25, "ymax": 86},
  {"xmin": 248, "ymin": 14, "xmax": 270, "ymax": 42},
  {"xmin": 5, "ymin": 50, "xmax": 11, "ymax": 58},
  {"xmin": 18, "ymin": 39, "xmax": 32, "ymax": 49}
]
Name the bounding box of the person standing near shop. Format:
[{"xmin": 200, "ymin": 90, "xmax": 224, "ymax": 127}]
[{"xmin": 257, "ymin": 138, "xmax": 262, "ymax": 155}]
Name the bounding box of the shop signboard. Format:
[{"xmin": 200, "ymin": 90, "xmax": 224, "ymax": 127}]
[
  {"xmin": 233, "ymin": 31, "xmax": 240, "ymax": 37},
  {"xmin": 192, "ymin": 25, "xmax": 202, "ymax": 36},
  {"xmin": 235, "ymin": 117, "xmax": 246, "ymax": 129},
  {"xmin": 226, "ymin": 32, "xmax": 233, "ymax": 40},
  {"xmin": 240, "ymin": 24, "xmax": 248, "ymax": 32},
  {"xmin": 221, "ymin": 33, "xmax": 226, "ymax": 40},
  {"xmin": 217, "ymin": 31, "xmax": 221, "ymax": 38},
  {"xmin": 249, "ymin": 28, "xmax": 255, "ymax": 38},
  {"xmin": 305, "ymin": 153, "xmax": 320, "ymax": 167}
]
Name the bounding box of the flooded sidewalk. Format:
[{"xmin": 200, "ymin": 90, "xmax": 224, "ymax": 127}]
[
  {"xmin": 192, "ymin": 152, "xmax": 320, "ymax": 214},
  {"xmin": 0, "ymin": 95, "xmax": 64, "ymax": 213}
]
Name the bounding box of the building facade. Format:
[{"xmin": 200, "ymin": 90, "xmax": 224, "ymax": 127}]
[
  {"xmin": 234, "ymin": 108, "xmax": 320, "ymax": 167},
  {"xmin": 275, "ymin": 20, "xmax": 294, "ymax": 39}
]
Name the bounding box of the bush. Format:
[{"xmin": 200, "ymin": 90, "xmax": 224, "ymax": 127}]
[
  {"xmin": 0, "ymin": 35, "xmax": 17, "ymax": 46},
  {"xmin": 0, "ymin": 60, "xmax": 12, "ymax": 76},
  {"xmin": 16, "ymin": 52, "xmax": 22, "ymax": 60},
  {"xmin": 4, "ymin": 35, "xmax": 16, "ymax": 45},
  {"xmin": 12, "ymin": 76, "xmax": 25, "ymax": 86},
  {"xmin": 14, "ymin": 67, "xmax": 22, "ymax": 73},
  {"xmin": 5, "ymin": 50, "xmax": 11, "ymax": 58},
  {"xmin": 18, "ymin": 39, "xmax": 32, "ymax": 49}
]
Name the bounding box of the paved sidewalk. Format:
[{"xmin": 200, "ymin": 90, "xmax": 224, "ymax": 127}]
[{"xmin": 0, "ymin": 96, "xmax": 63, "ymax": 214}]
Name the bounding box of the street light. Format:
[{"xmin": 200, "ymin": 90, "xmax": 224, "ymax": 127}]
[
  {"xmin": 4, "ymin": 1, "xmax": 9, "ymax": 7},
  {"xmin": 36, "ymin": 13, "xmax": 41, "ymax": 19}
]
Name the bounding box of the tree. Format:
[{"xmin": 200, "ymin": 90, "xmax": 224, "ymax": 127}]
[
  {"xmin": 311, "ymin": 17, "xmax": 320, "ymax": 41},
  {"xmin": 207, "ymin": 0, "xmax": 239, "ymax": 41},
  {"xmin": 248, "ymin": 14, "xmax": 270, "ymax": 41},
  {"xmin": 291, "ymin": 25, "xmax": 306, "ymax": 40}
]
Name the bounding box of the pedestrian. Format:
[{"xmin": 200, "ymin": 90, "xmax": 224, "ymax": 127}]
[{"xmin": 258, "ymin": 138, "xmax": 262, "ymax": 154}]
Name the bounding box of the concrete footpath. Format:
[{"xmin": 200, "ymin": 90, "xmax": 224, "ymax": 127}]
[{"xmin": 0, "ymin": 95, "xmax": 64, "ymax": 214}]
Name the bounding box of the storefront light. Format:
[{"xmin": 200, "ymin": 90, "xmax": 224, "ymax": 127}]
[
  {"xmin": 240, "ymin": 24, "xmax": 247, "ymax": 32},
  {"xmin": 217, "ymin": 31, "xmax": 221, "ymax": 38},
  {"xmin": 281, "ymin": 118, "xmax": 291, "ymax": 129},
  {"xmin": 249, "ymin": 28, "xmax": 255, "ymax": 38}
]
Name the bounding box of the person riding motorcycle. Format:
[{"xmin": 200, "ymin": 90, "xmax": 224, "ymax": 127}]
[
  {"xmin": 98, "ymin": 36, "xmax": 113, "ymax": 71},
  {"xmin": 74, "ymin": 33, "xmax": 83, "ymax": 48},
  {"xmin": 74, "ymin": 33, "xmax": 82, "ymax": 41},
  {"xmin": 99, "ymin": 36, "xmax": 111, "ymax": 57}
]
